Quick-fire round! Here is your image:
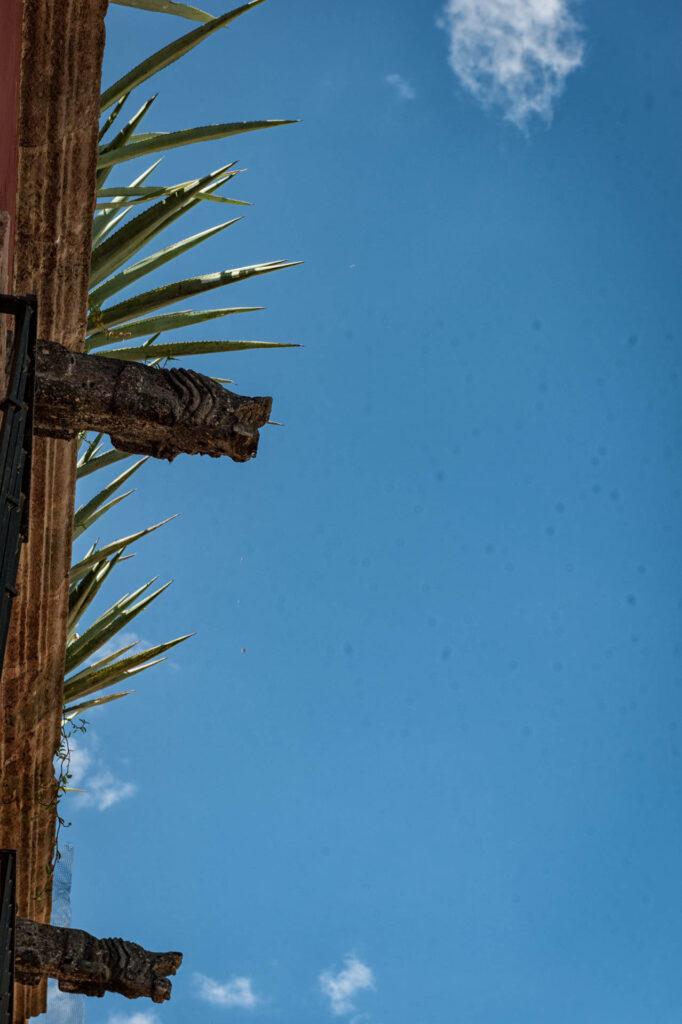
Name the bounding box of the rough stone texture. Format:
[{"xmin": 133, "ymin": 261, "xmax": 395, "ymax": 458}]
[
  {"xmin": 0, "ymin": 2, "xmax": 109, "ymax": 1021},
  {"xmin": 15, "ymin": 917, "xmax": 182, "ymax": 1003},
  {"xmin": 0, "ymin": 0, "xmax": 22, "ymax": 265},
  {"xmin": 0, "ymin": 213, "xmax": 10, "ymax": 397},
  {"xmin": 35, "ymin": 340, "xmax": 273, "ymax": 462}
]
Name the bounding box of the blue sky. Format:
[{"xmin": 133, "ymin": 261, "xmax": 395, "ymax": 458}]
[{"xmin": 58, "ymin": 1, "xmax": 682, "ymax": 1023}]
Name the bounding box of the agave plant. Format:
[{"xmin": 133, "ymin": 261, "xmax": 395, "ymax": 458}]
[
  {"xmin": 110, "ymin": 0, "xmax": 218, "ymax": 20},
  {"xmin": 63, "ymin": 0, "xmax": 298, "ymax": 722}
]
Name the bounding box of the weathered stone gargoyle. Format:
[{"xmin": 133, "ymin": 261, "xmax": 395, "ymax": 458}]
[
  {"xmin": 34, "ymin": 339, "xmax": 273, "ymax": 462},
  {"xmin": 15, "ymin": 916, "xmax": 182, "ymax": 1003}
]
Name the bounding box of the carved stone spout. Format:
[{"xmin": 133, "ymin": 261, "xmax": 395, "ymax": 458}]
[
  {"xmin": 34, "ymin": 339, "xmax": 273, "ymax": 462},
  {"xmin": 15, "ymin": 916, "xmax": 182, "ymax": 1003}
]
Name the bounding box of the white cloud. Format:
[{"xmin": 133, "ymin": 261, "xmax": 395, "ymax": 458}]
[
  {"xmin": 193, "ymin": 972, "xmax": 259, "ymax": 1009},
  {"xmin": 319, "ymin": 956, "xmax": 375, "ymax": 1017},
  {"xmin": 66, "ymin": 743, "xmax": 93, "ymax": 788},
  {"xmin": 439, "ymin": 0, "xmax": 585, "ymax": 127},
  {"xmin": 385, "ymin": 73, "xmax": 416, "ymax": 101},
  {"xmin": 107, "ymin": 1013, "xmax": 158, "ymax": 1024},
  {"xmin": 78, "ymin": 770, "xmax": 137, "ymax": 811},
  {"xmin": 61, "ymin": 735, "xmax": 137, "ymax": 812}
]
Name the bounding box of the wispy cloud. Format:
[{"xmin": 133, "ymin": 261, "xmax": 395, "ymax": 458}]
[
  {"xmin": 385, "ymin": 73, "xmax": 416, "ymax": 101},
  {"xmin": 65, "ymin": 736, "xmax": 137, "ymax": 812},
  {"xmin": 107, "ymin": 1012, "xmax": 158, "ymax": 1024},
  {"xmin": 66, "ymin": 743, "xmax": 93, "ymax": 788},
  {"xmin": 193, "ymin": 972, "xmax": 259, "ymax": 1009},
  {"xmin": 439, "ymin": 0, "xmax": 585, "ymax": 127},
  {"xmin": 319, "ymin": 956, "xmax": 374, "ymax": 1016},
  {"xmin": 78, "ymin": 770, "xmax": 136, "ymax": 810}
]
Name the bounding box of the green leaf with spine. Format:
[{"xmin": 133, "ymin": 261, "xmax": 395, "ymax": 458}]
[
  {"xmin": 64, "ymin": 634, "xmax": 192, "ymax": 705},
  {"xmin": 97, "ymin": 338, "xmax": 298, "ymax": 361},
  {"xmin": 91, "ymin": 173, "xmax": 243, "ymax": 279},
  {"xmin": 66, "ymin": 578, "xmax": 172, "ymax": 674},
  {"xmin": 86, "ymin": 305, "xmax": 263, "ymax": 350},
  {"xmin": 101, "ymin": 2, "xmax": 266, "ymax": 112},
  {"xmin": 73, "ymin": 458, "xmax": 148, "ymax": 540},
  {"xmin": 77, "ymin": 446, "xmax": 134, "ymax": 480},
  {"xmin": 97, "ymin": 95, "xmax": 158, "ymax": 189},
  {"xmin": 90, "ymin": 165, "xmax": 238, "ymax": 287},
  {"xmin": 63, "ymin": 690, "xmax": 136, "ymax": 720},
  {"xmin": 95, "ymin": 185, "xmax": 248, "ymax": 209},
  {"xmin": 93, "ymin": 161, "xmax": 163, "ymax": 248},
  {"xmin": 70, "ymin": 517, "xmax": 177, "ymax": 584},
  {"xmin": 68, "ymin": 553, "xmax": 130, "ymax": 638},
  {"xmin": 109, "ymin": 0, "xmax": 213, "ymax": 22},
  {"xmin": 88, "ymin": 219, "xmax": 241, "ymax": 308},
  {"xmin": 88, "ymin": 260, "xmax": 300, "ymax": 334},
  {"xmin": 97, "ymin": 119, "xmax": 296, "ymax": 168},
  {"xmin": 99, "ymin": 94, "xmax": 131, "ymax": 141}
]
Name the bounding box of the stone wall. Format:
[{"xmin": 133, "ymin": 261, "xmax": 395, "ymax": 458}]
[{"xmin": 0, "ymin": 2, "xmax": 109, "ymax": 1019}]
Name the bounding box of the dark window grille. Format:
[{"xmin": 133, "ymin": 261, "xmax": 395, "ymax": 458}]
[
  {"xmin": 0, "ymin": 850, "xmax": 17, "ymax": 1024},
  {"xmin": 0, "ymin": 294, "xmax": 36, "ymax": 677}
]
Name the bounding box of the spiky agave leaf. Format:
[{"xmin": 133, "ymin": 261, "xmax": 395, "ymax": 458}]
[
  {"xmin": 68, "ymin": 553, "xmax": 128, "ymax": 637},
  {"xmin": 73, "ymin": 458, "xmax": 148, "ymax": 540},
  {"xmin": 77, "ymin": 446, "xmax": 134, "ymax": 480},
  {"xmin": 86, "ymin": 306, "xmax": 262, "ymax": 350},
  {"xmin": 94, "ymin": 193, "xmax": 247, "ymax": 210},
  {"xmin": 94, "ymin": 191, "xmax": 238, "ymax": 210},
  {"xmin": 98, "ymin": 338, "xmax": 298, "ymax": 361},
  {"xmin": 68, "ymin": 639, "xmax": 141, "ymax": 677},
  {"xmin": 88, "ymin": 260, "xmax": 300, "ymax": 333},
  {"xmin": 70, "ymin": 516, "xmax": 177, "ymax": 583},
  {"xmin": 63, "ymin": 690, "xmax": 135, "ymax": 720},
  {"xmin": 88, "ymin": 219, "xmax": 241, "ymax": 309},
  {"xmin": 95, "ymin": 184, "xmax": 248, "ymax": 209},
  {"xmin": 97, "ymin": 95, "xmax": 158, "ymax": 190},
  {"xmin": 78, "ymin": 431, "xmax": 104, "ymax": 461},
  {"xmin": 65, "ymin": 578, "xmax": 172, "ymax": 674},
  {"xmin": 70, "ymin": 576, "xmax": 159, "ymax": 650},
  {"xmin": 90, "ymin": 165, "xmax": 236, "ymax": 288},
  {"xmin": 78, "ymin": 491, "xmax": 136, "ymax": 535},
  {"xmin": 109, "ymin": 0, "xmax": 213, "ymax": 22},
  {"xmin": 97, "ymin": 119, "xmax": 296, "ymax": 168},
  {"xmin": 90, "ymin": 169, "xmax": 240, "ymax": 293},
  {"xmin": 125, "ymin": 132, "xmax": 163, "ymax": 145},
  {"xmin": 67, "ymin": 662, "xmax": 164, "ymax": 703},
  {"xmin": 64, "ymin": 634, "xmax": 192, "ymax": 704},
  {"xmin": 101, "ymin": 1, "xmax": 266, "ymax": 112},
  {"xmin": 99, "ymin": 93, "xmax": 131, "ymax": 142},
  {"xmin": 93, "ymin": 161, "xmax": 163, "ymax": 248},
  {"xmin": 98, "ymin": 96, "xmax": 157, "ymax": 160}
]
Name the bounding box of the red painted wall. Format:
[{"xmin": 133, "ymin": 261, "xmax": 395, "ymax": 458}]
[{"xmin": 0, "ymin": 0, "xmax": 23, "ymax": 275}]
